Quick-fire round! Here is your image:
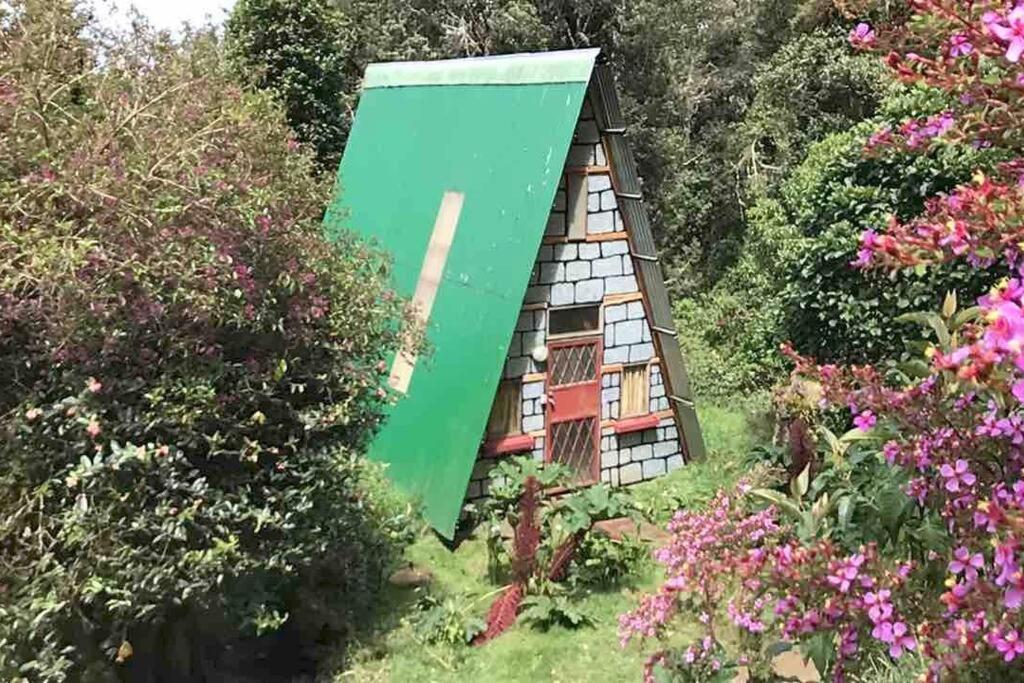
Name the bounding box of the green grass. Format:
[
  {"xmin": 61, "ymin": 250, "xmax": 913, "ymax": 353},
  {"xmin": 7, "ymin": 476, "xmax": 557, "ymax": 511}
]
[{"xmin": 335, "ymin": 400, "xmax": 765, "ymax": 683}]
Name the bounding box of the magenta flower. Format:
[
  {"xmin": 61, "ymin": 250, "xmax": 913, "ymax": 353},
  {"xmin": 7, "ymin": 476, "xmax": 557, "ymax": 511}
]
[
  {"xmin": 849, "ymin": 22, "xmax": 876, "ymax": 48},
  {"xmin": 939, "ymin": 459, "xmax": 977, "ymax": 492},
  {"xmin": 949, "ymin": 33, "xmax": 973, "ymax": 57},
  {"xmin": 991, "ymin": 5, "xmax": 1024, "ymax": 62},
  {"xmin": 854, "ymin": 409, "xmax": 876, "ymax": 431},
  {"xmin": 990, "ymin": 628, "xmax": 1024, "ymax": 661},
  {"xmin": 949, "ymin": 546, "xmax": 985, "ymax": 581},
  {"xmin": 888, "ymin": 621, "xmax": 916, "ymax": 658}
]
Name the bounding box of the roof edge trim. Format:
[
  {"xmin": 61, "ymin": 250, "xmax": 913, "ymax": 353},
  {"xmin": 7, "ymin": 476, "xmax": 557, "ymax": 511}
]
[{"xmin": 363, "ymin": 48, "xmax": 600, "ymax": 89}]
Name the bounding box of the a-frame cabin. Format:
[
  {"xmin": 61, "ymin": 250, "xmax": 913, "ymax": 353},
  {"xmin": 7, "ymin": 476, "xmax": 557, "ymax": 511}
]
[{"xmin": 325, "ymin": 49, "xmax": 704, "ymax": 538}]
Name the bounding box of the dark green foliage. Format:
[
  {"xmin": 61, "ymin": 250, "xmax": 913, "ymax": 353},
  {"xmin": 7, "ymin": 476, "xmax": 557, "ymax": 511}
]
[
  {"xmin": 0, "ymin": 4, "xmax": 413, "ymax": 680},
  {"xmin": 772, "ymin": 123, "xmax": 996, "ymax": 365}
]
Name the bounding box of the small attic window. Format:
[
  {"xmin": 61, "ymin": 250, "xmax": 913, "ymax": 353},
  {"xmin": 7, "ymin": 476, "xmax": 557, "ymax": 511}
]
[
  {"xmin": 566, "ymin": 174, "xmax": 588, "ymax": 240},
  {"xmin": 548, "ymin": 305, "xmax": 601, "ymax": 338},
  {"xmin": 487, "ymin": 380, "xmax": 521, "ymax": 437},
  {"xmin": 621, "ymin": 364, "xmax": 649, "ymax": 417}
]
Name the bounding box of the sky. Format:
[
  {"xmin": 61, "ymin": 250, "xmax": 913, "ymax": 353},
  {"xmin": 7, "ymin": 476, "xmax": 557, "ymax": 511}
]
[{"xmin": 91, "ymin": 0, "xmax": 237, "ymax": 32}]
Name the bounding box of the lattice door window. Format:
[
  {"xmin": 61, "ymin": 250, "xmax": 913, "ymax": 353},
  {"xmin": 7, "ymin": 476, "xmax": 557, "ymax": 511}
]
[
  {"xmin": 549, "ymin": 342, "xmax": 598, "ymax": 386},
  {"xmin": 550, "ymin": 417, "xmax": 597, "ymax": 483}
]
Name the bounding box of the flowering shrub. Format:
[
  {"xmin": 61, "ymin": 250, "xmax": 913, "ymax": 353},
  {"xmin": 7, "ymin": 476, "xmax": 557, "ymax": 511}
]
[
  {"xmin": 0, "ymin": 2, "xmax": 412, "ymax": 680},
  {"xmin": 624, "ymin": 0, "xmax": 1024, "ymax": 680}
]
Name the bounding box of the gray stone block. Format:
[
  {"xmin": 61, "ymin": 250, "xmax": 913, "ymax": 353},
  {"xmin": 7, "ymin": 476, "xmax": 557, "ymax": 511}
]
[
  {"xmin": 620, "ymin": 432, "xmax": 642, "ymax": 448},
  {"xmin": 605, "ymin": 304, "xmax": 627, "ymax": 323},
  {"xmin": 602, "ymin": 387, "xmax": 620, "ymax": 404},
  {"xmin": 538, "ymin": 245, "xmax": 554, "ymax": 261},
  {"xmin": 602, "ymin": 403, "xmax": 610, "ymax": 419},
  {"xmin": 467, "ymin": 480, "xmax": 482, "ymax": 498},
  {"xmin": 516, "ymin": 311, "xmax": 533, "ymax": 332},
  {"xmin": 620, "ymin": 463, "xmax": 642, "ymax": 484},
  {"xmin": 666, "ymin": 426, "xmax": 678, "ymax": 440},
  {"xmin": 592, "ymin": 255, "xmax": 622, "ymax": 277},
  {"xmin": 604, "ymin": 324, "xmax": 614, "ymax": 348},
  {"xmin": 601, "ymin": 240, "xmax": 629, "ymax": 256},
  {"xmin": 523, "ymin": 400, "xmax": 534, "ymax": 416},
  {"xmin": 523, "ymin": 381, "xmax": 544, "ymax": 399},
  {"xmin": 588, "ymin": 192, "xmax": 600, "ymax": 212},
  {"xmin": 611, "ymin": 373, "xmax": 620, "ymax": 387},
  {"xmin": 534, "ymin": 310, "xmax": 546, "ymax": 330},
  {"xmin": 626, "ymin": 444, "xmax": 651, "ymax": 464},
  {"xmin": 553, "ymin": 190, "xmax": 566, "ymax": 211},
  {"xmin": 524, "ymin": 285, "xmax": 549, "ymax": 304},
  {"xmin": 654, "ymin": 440, "xmax": 677, "ymax": 457},
  {"xmin": 529, "ymin": 266, "xmax": 539, "ymax": 285},
  {"xmin": 550, "ymin": 282, "xmax": 575, "ymax": 306},
  {"xmin": 642, "ymin": 429, "xmax": 658, "ymax": 444},
  {"xmin": 539, "ymin": 262, "xmax": 564, "ymax": 284},
  {"xmin": 567, "ymin": 144, "xmax": 596, "ymax": 166},
  {"xmin": 588, "ymin": 210, "xmax": 615, "ymax": 234},
  {"xmin": 600, "ymin": 190, "xmax": 617, "ymax": 211},
  {"xmin": 601, "ymin": 374, "xmax": 611, "ymax": 388},
  {"xmin": 643, "ymin": 325, "xmax": 651, "ymax": 342},
  {"xmin": 595, "ymin": 144, "xmax": 607, "ymax": 166},
  {"xmin": 611, "ymin": 400, "xmax": 619, "ymax": 419},
  {"xmin": 643, "ymin": 458, "xmax": 667, "ymax": 479},
  {"xmin": 601, "ymin": 436, "xmax": 610, "ymax": 450},
  {"xmin": 575, "ymin": 279, "xmax": 604, "ymax": 302},
  {"xmin": 651, "ymin": 384, "xmax": 665, "ymax": 398},
  {"xmin": 629, "ymin": 343, "xmax": 655, "ymax": 363},
  {"xmin": 610, "ymin": 468, "xmax": 620, "ymax": 486},
  {"xmin": 505, "ymin": 356, "xmax": 530, "ymax": 378},
  {"xmin": 565, "ymin": 260, "xmax": 591, "ymax": 281},
  {"xmin": 601, "ymin": 426, "xmax": 614, "ymax": 436},
  {"xmin": 623, "ymin": 257, "xmax": 634, "ymax": 275},
  {"xmin": 588, "ymin": 174, "xmax": 612, "ymax": 192},
  {"xmin": 508, "ymin": 333, "xmax": 522, "ymax": 356},
  {"xmin": 521, "ymin": 331, "xmax": 544, "ymax": 352},
  {"xmin": 614, "ymin": 211, "xmax": 624, "ymax": 230},
  {"xmin": 603, "ymin": 346, "xmax": 629, "ymax": 365},
  {"xmin": 522, "ymin": 414, "xmax": 544, "ymax": 433},
  {"xmin": 553, "ymin": 243, "xmax": 577, "ymax": 261},
  {"xmin": 575, "ymin": 120, "xmax": 601, "ymax": 144},
  {"xmin": 601, "ymin": 451, "xmax": 618, "ymax": 468},
  {"xmin": 578, "ymin": 242, "xmax": 601, "ymax": 260},
  {"xmin": 667, "ymin": 454, "xmax": 684, "ymax": 472},
  {"xmin": 627, "ymin": 302, "xmax": 645, "ymax": 320},
  {"xmin": 601, "ymin": 468, "xmax": 612, "ymax": 483},
  {"xmin": 606, "ymin": 275, "xmax": 638, "ymax": 294},
  {"xmin": 533, "ymin": 449, "xmax": 545, "ymax": 463},
  {"xmin": 615, "ymin": 319, "xmax": 643, "ymax": 345},
  {"xmin": 546, "ymin": 212, "xmax": 565, "ymax": 235}
]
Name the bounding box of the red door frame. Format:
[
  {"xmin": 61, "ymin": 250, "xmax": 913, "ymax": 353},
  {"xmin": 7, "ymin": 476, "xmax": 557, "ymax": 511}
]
[{"xmin": 545, "ymin": 336, "xmax": 602, "ymax": 485}]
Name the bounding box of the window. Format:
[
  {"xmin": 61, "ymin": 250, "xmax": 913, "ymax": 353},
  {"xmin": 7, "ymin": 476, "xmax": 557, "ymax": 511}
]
[
  {"xmin": 548, "ymin": 305, "xmax": 601, "ymax": 338},
  {"xmin": 620, "ymin": 364, "xmax": 649, "ymax": 417},
  {"xmin": 487, "ymin": 380, "xmax": 521, "ymax": 437},
  {"xmin": 566, "ymin": 174, "xmax": 588, "ymax": 240}
]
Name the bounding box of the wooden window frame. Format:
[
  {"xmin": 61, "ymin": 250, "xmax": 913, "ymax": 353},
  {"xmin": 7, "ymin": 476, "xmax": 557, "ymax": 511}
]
[
  {"xmin": 620, "ymin": 363, "xmax": 650, "ymax": 418},
  {"xmin": 546, "ymin": 303, "xmax": 603, "ymax": 341},
  {"xmin": 486, "ymin": 379, "xmax": 522, "ymax": 438}
]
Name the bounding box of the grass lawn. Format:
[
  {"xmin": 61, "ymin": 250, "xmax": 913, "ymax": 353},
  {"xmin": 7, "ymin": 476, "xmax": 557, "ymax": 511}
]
[{"xmin": 335, "ymin": 399, "xmax": 769, "ymax": 683}]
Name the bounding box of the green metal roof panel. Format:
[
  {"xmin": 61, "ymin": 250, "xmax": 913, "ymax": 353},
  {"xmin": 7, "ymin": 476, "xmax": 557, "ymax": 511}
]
[
  {"xmin": 325, "ymin": 53, "xmax": 596, "ymax": 537},
  {"xmin": 363, "ymin": 48, "xmax": 600, "ymax": 89}
]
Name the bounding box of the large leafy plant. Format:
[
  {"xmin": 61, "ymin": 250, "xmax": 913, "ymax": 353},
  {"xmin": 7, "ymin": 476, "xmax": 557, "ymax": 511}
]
[{"xmin": 0, "ymin": 3, "xmax": 412, "ymax": 680}]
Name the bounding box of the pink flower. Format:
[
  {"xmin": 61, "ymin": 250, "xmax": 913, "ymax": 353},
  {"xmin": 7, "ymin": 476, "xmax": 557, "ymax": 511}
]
[
  {"xmin": 949, "ymin": 33, "xmax": 973, "ymax": 57},
  {"xmin": 25, "ymin": 408, "xmax": 42, "ymax": 421},
  {"xmin": 939, "ymin": 459, "xmax": 977, "ymax": 492},
  {"xmin": 990, "ymin": 5, "xmax": 1024, "ymax": 63},
  {"xmin": 854, "ymin": 409, "xmax": 877, "ymax": 431},
  {"xmin": 849, "ymin": 22, "xmax": 876, "ymax": 48},
  {"xmin": 888, "ymin": 621, "xmax": 916, "ymax": 658},
  {"xmin": 86, "ymin": 377, "xmax": 102, "ymax": 394},
  {"xmin": 86, "ymin": 420, "xmax": 101, "ymax": 438},
  {"xmin": 949, "ymin": 546, "xmax": 985, "ymax": 581}
]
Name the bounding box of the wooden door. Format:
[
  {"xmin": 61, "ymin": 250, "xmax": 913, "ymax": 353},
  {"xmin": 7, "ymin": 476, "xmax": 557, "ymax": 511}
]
[{"xmin": 545, "ymin": 337, "xmax": 602, "ymax": 485}]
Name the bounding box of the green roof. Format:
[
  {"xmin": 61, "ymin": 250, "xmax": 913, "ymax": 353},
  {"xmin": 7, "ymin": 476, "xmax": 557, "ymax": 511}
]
[
  {"xmin": 325, "ymin": 49, "xmax": 599, "ymax": 537},
  {"xmin": 363, "ymin": 48, "xmax": 600, "ymax": 89}
]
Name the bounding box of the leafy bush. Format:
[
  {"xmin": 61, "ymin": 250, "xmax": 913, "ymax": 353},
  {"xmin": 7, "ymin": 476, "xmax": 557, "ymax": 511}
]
[{"xmin": 0, "ymin": 3, "xmax": 411, "ymax": 680}]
